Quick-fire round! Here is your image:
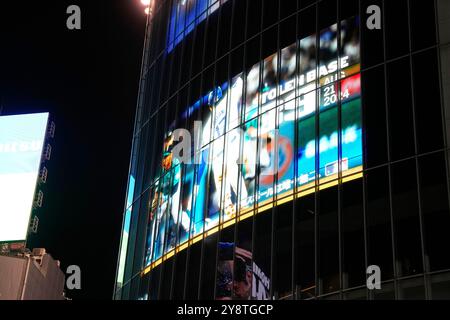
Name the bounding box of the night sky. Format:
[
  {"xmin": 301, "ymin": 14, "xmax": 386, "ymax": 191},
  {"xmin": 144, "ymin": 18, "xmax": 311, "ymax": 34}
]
[{"xmin": 0, "ymin": 1, "xmax": 146, "ymax": 299}]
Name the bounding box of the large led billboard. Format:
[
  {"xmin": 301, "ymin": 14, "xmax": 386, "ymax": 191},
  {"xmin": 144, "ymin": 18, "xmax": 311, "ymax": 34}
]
[
  {"xmin": 145, "ymin": 17, "xmax": 362, "ymax": 271},
  {"xmin": 0, "ymin": 113, "xmax": 49, "ymax": 243}
]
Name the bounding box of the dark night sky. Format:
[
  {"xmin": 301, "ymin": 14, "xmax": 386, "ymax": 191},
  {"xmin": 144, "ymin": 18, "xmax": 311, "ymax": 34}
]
[{"xmin": 0, "ymin": 1, "xmax": 146, "ymax": 299}]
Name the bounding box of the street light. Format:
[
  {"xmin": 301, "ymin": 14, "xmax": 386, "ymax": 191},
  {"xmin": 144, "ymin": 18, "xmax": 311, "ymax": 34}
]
[{"xmin": 140, "ymin": 0, "xmax": 151, "ymax": 14}]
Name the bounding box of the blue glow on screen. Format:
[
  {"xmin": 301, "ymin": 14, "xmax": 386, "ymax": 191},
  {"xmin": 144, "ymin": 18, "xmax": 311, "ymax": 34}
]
[
  {"xmin": 0, "ymin": 113, "xmax": 48, "ymax": 242},
  {"xmin": 167, "ymin": 0, "xmax": 227, "ymax": 53}
]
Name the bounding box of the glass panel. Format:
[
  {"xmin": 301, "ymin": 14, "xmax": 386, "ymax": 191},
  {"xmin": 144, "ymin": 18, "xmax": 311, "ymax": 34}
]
[
  {"xmin": 342, "ymin": 179, "xmax": 366, "ymax": 289},
  {"xmin": 216, "ymin": 227, "xmax": 235, "ymax": 300},
  {"xmin": 206, "ymin": 137, "xmax": 225, "ymax": 230},
  {"xmin": 374, "ymin": 282, "xmax": 395, "ymax": 300},
  {"xmin": 173, "ymin": 250, "xmax": 187, "ymax": 299},
  {"xmin": 245, "ymin": 63, "xmax": 261, "ymax": 122},
  {"xmin": 295, "ymin": 193, "xmax": 316, "ymax": 299},
  {"xmin": 431, "ymin": 272, "xmax": 450, "ymax": 299},
  {"xmin": 253, "ymin": 211, "xmax": 272, "ymax": 300},
  {"xmin": 239, "ymin": 119, "xmax": 258, "ymax": 212},
  {"xmin": 419, "ymin": 153, "xmax": 450, "ymax": 271},
  {"xmin": 258, "ymin": 109, "xmax": 277, "ymax": 207},
  {"xmin": 233, "ymin": 218, "xmax": 253, "ymax": 300},
  {"xmin": 318, "ymin": 188, "xmax": 340, "ymax": 295},
  {"xmin": 366, "ymin": 167, "xmax": 395, "ymax": 280},
  {"xmin": 200, "ymin": 234, "xmax": 219, "ymax": 299},
  {"xmin": 273, "ymin": 201, "xmax": 293, "ymax": 299},
  {"xmin": 391, "ymin": 159, "xmax": 423, "ymax": 277},
  {"xmin": 222, "ymin": 128, "xmax": 242, "ymax": 222},
  {"xmin": 398, "ymin": 277, "xmax": 425, "ymax": 300}
]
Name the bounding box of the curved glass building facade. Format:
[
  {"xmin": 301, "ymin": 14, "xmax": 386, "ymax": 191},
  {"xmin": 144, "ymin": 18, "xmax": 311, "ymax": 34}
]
[{"xmin": 115, "ymin": 0, "xmax": 450, "ymax": 300}]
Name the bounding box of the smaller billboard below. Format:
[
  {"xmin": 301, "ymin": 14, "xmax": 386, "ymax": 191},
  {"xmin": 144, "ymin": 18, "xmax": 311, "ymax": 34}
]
[{"xmin": 0, "ymin": 113, "xmax": 49, "ymax": 243}]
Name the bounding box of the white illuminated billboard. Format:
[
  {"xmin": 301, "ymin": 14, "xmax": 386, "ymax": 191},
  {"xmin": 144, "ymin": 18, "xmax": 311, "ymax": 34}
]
[{"xmin": 0, "ymin": 113, "xmax": 49, "ymax": 242}]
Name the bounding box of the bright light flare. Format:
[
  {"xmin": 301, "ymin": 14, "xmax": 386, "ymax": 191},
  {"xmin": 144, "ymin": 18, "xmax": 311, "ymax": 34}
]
[
  {"xmin": 141, "ymin": 0, "xmax": 151, "ymax": 5},
  {"xmin": 145, "ymin": 7, "xmax": 150, "ymax": 15}
]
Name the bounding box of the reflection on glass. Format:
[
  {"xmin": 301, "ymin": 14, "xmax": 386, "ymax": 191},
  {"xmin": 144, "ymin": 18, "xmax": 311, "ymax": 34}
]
[
  {"xmin": 222, "ymin": 128, "xmax": 243, "ymax": 222},
  {"xmin": 261, "ymin": 52, "xmax": 278, "ymax": 114},
  {"xmin": 206, "ymin": 136, "xmax": 225, "ymax": 230},
  {"xmin": 227, "ymin": 73, "xmax": 244, "ymax": 131},
  {"xmin": 245, "ymin": 63, "xmax": 260, "ymax": 122},
  {"xmin": 240, "ymin": 119, "xmax": 258, "ymax": 211}
]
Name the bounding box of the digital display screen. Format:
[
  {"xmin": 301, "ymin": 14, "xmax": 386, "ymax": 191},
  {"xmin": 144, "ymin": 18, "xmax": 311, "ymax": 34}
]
[
  {"xmin": 0, "ymin": 113, "xmax": 48, "ymax": 243},
  {"xmin": 145, "ymin": 17, "xmax": 362, "ymax": 266},
  {"xmin": 167, "ymin": 0, "xmax": 228, "ymax": 52}
]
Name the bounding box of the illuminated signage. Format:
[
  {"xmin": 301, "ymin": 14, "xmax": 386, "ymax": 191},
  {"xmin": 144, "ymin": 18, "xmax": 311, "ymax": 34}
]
[
  {"xmin": 0, "ymin": 113, "xmax": 49, "ymax": 243},
  {"xmin": 167, "ymin": 0, "xmax": 228, "ymax": 52},
  {"xmin": 144, "ymin": 17, "xmax": 362, "ymax": 268}
]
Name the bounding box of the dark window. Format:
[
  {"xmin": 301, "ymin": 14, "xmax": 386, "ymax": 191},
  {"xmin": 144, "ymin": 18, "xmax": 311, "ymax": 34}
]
[
  {"xmin": 149, "ymin": 265, "xmax": 162, "ymax": 300},
  {"xmin": 318, "ymin": 0, "xmax": 337, "ymax": 31},
  {"xmin": 342, "ymin": 178, "xmax": 366, "ymax": 289},
  {"xmin": 412, "ymin": 49, "xmax": 444, "ymax": 154},
  {"xmin": 385, "ymin": 0, "xmax": 410, "ymax": 59},
  {"xmin": 216, "ymin": 226, "xmax": 235, "ymax": 300},
  {"xmin": 409, "ymin": 0, "xmax": 437, "ymax": 51},
  {"xmin": 216, "ymin": 55, "xmax": 229, "ymax": 87},
  {"xmin": 339, "ymin": 0, "xmax": 358, "ymax": 20},
  {"xmin": 185, "ymin": 242, "xmax": 202, "ymax": 299},
  {"xmin": 230, "ymin": 45, "xmax": 244, "ymax": 77},
  {"xmin": 217, "ymin": 2, "xmax": 233, "ymax": 58},
  {"xmin": 366, "ymin": 166, "xmax": 394, "ymax": 280},
  {"xmin": 360, "ymin": 0, "xmax": 383, "ymax": 68},
  {"xmin": 362, "ymin": 66, "xmax": 388, "ymax": 168},
  {"xmin": 245, "ymin": 36, "xmax": 261, "ymax": 71},
  {"xmin": 231, "ymin": 0, "xmax": 246, "ymax": 48},
  {"xmin": 253, "ymin": 211, "xmax": 272, "ymax": 300},
  {"xmin": 234, "ymin": 218, "xmax": 253, "ymax": 300},
  {"xmin": 246, "ymin": 0, "xmax": 262, "ymax": 39},
  {"xmin": 262, "ymin": 26, "xmax": 278, "ymax": 59},
  {"xmin": 170, "ymin": 46, "xmax": 182, "ymax": 96},
  {"xmin": 192, "ymin": 23, "xmax": 206, "ymax": 77},
  {"xmin": 280, "ymin": 16, "xmax": 297, "ymax": 50},
  {"xmin": 374, "ymin": 281, "xmax": 395, "ymax": 300},
  {"xmin": 294, "ymin": 194, "xmax": 316, "ymax": 299},
  {"xmin": 386, "ymin": 58, "xmax": 415, "ymax": 161},
  {"xmin": 160, "ymin": 258, "xmax": 174, "ymax": 299},
  {"xmin": 318, "ymin": 187, "xmax": 340, "ymax": 295},
  {"xmin": 398, "ymin": 277, "xmax": 426, "ymax": 300},
  {"xmin": 180, "ymin": 33, "xmax": 194, "ymax": 86},
  {"xmin": 172, "ymin": 250, "xmax": 187, "ymax": 299},
  {"xmin": 299, "ymin": 0, "xmax": 316, "ymax": 11},
  {"xmin": 431, "ymin": 273, "xmax": 450, "ymax": 299},
  {"xmin": 297, "ymin": 5, "xmax": 316, "ymax": 40},
  {"xmin": 419, "ymin": 152, "xmax": 450, "ymax": 271},
  {"xmin": 391, "ymin": 159, "xmax": 423, "ymax": 277},
  {"xmin": 280, "ymin": 0, "xmax": 297, "ymax": 19},
  {"xmin": 139, "ymin": 273, "xmax": 150, "ymax": 300},
  {"xmin": 204, "ymin": 13, "xmax": 219, "ymax": 68},
  {"xmin": 263, "ymin": 0, "xmax": 279, "ymax": 29},
  {"xmin": 273, "ymin": 201, "xmax": 293, "ymax": 299},
  {"xmin": 200, "ymin": 234, "xmax": 219, "ymax": 299}
]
